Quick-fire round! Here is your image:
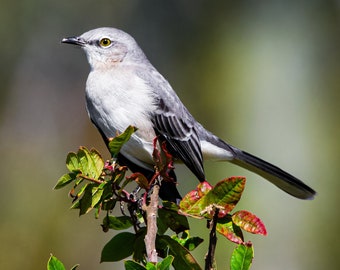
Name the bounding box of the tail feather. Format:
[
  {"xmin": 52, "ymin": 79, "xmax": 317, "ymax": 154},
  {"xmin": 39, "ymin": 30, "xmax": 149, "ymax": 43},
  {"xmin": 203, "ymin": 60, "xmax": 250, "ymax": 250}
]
[{"xmin": 229, "ymin": 146, "xmax": 316, "ymax": 200}]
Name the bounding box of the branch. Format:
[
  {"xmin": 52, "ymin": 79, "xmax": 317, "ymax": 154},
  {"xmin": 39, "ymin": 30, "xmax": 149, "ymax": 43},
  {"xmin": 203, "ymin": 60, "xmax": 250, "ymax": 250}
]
[
  {"xmin": 143, "ymin": 183, "xmax": 160, "ymax": 264},
  {"xmin": 205, "ymin": 208, "xmax": 219, "ymax": 270},
  {"xmin": 77, "ymin": 173, "xmax": 104, "ymax": 184}
]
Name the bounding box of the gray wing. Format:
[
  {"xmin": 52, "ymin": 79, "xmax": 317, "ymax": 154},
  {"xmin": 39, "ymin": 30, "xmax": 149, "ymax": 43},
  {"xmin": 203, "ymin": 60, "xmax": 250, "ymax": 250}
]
[
  {"xmin": 153, "ymin": 98, "xmax": 205, "ymax": 181},
  {"xmin": 137, "ymin": 67, "xmax": 205, "ymax": 181}
]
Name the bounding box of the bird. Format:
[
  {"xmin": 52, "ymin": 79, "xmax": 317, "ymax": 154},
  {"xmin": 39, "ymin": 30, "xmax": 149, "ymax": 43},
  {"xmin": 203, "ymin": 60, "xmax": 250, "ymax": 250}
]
[{"xmin": 61, "ymin": 27, "xmax": 316, "ymax": 202}]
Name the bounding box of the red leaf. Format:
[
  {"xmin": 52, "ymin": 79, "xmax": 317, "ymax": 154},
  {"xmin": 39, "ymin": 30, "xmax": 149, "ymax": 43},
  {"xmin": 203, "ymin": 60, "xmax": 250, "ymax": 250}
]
[
  {"xmin": 179, "ymin": 181, "xmax": 212, "ymax": 218},
  {"xmin": 232, "ymin": 210, "xmax": 267, "ymax": 236},
  {"xmin": 199, "ymin": 177, "xmax": 246, "ymax": 219},
  {"xmin": 179, "ymin": 177, "xmax": 245, "ymax": 219},
  {"xmin": 216, "ymin": 219, "xmax": 244, "ymax": 244},
  {"xmin": 196, "ymin": 181, "xmax": 213, "ymax": 197},
  {"xmin": 127, "ymin": 172, "xmax": 149, "ymax": 190}
]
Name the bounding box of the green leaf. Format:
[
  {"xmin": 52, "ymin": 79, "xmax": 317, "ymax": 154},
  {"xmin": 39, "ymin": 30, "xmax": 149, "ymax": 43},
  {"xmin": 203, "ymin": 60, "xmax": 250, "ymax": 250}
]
[
  {"xmin": 230, "ymin": 242, "xmax": 254, "ymax": 270},
  {"xmin": 70, "ymin": 200, "xmax": 79, "ymax": 209},
  {"xmin": 54, "ymin": 173, "xmax": 76, "ymax": 189},
  {"xmin": 182, "ymin": 237, "xmax": 204, "ymax": 251},
  {"xmin": 89, "ymin": 148, "xmax": 105, "ymax": 176},
  {"xmin": 125, "ymin": 260, "xmax": 147, "ymax": 270},
  {"xmin": 102, "ymin": 215, "xmax": 133, "ymax": 230},
  {"xmin": 157, "ymin": 255, "xmax": 174, "ymax": 270},
  {"xmin": 157, "ymin": 235, "xmax": 201, "ymax": 270},
  {"xmin": 66, "ymin": 152, "xmax": 80, "ymax": 172},
  {"xmin": 113, "ymin": 166, "xmax": 128, "ymax": 185},
  {"xmin": 108, "ymin": 126, "xmax": 137, "ymax": 157},
  {"xmin": 99, "ymin": 182, "xmax": 116, "ymax": 212},
  {"xmin": 70, "ymin": 265, "xmax": 79, "ymax": 270},
  {"xmin": 132, "ymin": 228, "xmax": 147, "ymax": 262},
  {"xmin": 74, "ymin": 181, "xmax": 88, "ymax": 198},
  {"xmin": 232, "ymin": 210, "xmax": 267, "ymax": 235},
  {"xmin": 47, "ymin": 255, "xmax": 66, "ymax": 270},
  {"xmin": 201, "ymin": 177, "xmax": 245, "ymax": 218},
  {"xmin": 91, "ymin": 185, "xmax": 104, "ymax": 208},
  {"xmin": 158, "ymin": 203, "xmax": 189, "ymax": 234},
  {"xmin": 172, "ymin": 233, "xmax": 203, "ymax": 251},
  {"xmin": 77, "ymin": 148, "xmax": 89, "ymax": 173},
  {"xmin": 77, "ymin": 147, "xmax": 104, "ymax": 179},
  {"xmin": 145, "ymin": 263, "xmax": 157, "ymax": 270},
  {"xmin": 78, "ymin": 184, "xmax": 94, "ymax": 215},
  {"xmin": 101, "ymin": 232, "xmax": 135, "ymax": 262}
]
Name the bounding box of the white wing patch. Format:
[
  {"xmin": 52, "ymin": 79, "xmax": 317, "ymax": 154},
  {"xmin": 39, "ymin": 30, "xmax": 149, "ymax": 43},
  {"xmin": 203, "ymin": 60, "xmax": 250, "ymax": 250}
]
[{"xmin": 201, "ymin": 140, "xmax": 234, "ymax": 161}]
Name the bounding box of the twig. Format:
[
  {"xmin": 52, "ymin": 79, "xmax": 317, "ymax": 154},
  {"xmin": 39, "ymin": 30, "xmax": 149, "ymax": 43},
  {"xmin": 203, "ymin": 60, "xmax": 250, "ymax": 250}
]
[
  {"xmin": 143, "ymin": 183, "xmax": 160, "ymax": 263},
  {"xmin": 205, "ymin": 208, "xmax": 220, "ymax": 270},
  {"xmin": 77, "ymin": 173, "xmax": 104, "ymax": 184}
]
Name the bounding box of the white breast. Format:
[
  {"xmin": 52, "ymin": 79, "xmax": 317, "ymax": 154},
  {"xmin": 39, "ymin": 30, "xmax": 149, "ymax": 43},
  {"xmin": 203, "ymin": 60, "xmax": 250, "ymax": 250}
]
[{"xmin": 85, "ymin": 66, "xmax": 157, "ymax": 168}]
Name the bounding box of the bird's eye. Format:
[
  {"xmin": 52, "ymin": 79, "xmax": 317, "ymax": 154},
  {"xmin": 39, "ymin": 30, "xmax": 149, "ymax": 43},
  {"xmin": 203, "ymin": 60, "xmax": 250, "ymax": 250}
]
[{"xmin": 99, "ymin": 38, "xmax": 112, "ymax": 47}]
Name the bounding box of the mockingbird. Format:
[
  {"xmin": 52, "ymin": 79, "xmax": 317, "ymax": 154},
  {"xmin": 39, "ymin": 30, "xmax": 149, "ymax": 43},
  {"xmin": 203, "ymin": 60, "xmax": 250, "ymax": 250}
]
[{"xmin": 62, "ymin": 27, "xmax": 315, "ymax": 201}]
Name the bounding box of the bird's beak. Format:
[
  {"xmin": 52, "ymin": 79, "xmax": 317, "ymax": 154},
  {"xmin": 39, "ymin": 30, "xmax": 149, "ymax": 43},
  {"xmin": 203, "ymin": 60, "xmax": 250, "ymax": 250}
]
[{"xmin": 61, "ymin": 36, "xmax": 86, "ymax": 46}]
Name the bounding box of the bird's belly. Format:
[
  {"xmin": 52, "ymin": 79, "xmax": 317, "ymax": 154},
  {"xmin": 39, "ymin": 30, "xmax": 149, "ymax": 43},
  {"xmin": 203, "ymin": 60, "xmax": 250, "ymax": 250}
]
[
  {"xmin": 85, "ymin": 69, "xmax": 158, "ymax": 168},
  {"xmin": 86, "ymin": 96, "xmax": 156, "ymax": 167}
]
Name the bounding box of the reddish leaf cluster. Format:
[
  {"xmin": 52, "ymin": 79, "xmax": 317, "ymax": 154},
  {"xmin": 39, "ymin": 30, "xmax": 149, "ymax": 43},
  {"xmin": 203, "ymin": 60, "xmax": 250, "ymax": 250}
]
[{"xmin": 179, "ymin": 177, "xmax": 267, "ymax": 244}]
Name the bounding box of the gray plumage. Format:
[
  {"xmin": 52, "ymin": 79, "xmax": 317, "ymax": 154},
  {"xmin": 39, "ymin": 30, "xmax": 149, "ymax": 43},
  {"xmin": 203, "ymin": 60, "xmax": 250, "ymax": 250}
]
[{"xmin": 62, "ymin": 27, "xmax": 316, "ymax": 200}]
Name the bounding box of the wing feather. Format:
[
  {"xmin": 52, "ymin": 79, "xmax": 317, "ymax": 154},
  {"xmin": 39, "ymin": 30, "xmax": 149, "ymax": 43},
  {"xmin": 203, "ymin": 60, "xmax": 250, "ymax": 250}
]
[
  {"xmin": 153, "ymin": 101, "xmax": 205, "ymax": 181},
  {"xmin": 136, "ymin": 66, "xmax": 205, "ymax": 181}
]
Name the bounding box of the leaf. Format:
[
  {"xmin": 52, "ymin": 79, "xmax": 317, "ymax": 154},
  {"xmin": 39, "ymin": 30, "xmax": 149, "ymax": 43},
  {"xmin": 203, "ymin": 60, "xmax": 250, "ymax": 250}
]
[
  {"xmin": 77, "ymin": 148, "xmax": 88, "ymax": 172},
  {"xmin": 181, "ymin": 237, "xmax": 204, "ymax": 251},
  {"xmin": 70, "ymin": 265, "xmax": 80, "ymax": 270},
  {"xmin": 102, "ymin": 215, "xmax": 133, "ymax": 230},
  {"xmin": 158, "ymin": 203, "xmax": 189, "ymax": 234},
  {"xmin": 200, "ymin": 177, "xmax": 245, "ymax": 218},
  {"xmin": 179, "ymin": 181, "xmax": 212, "ymax": 210},
  {"xmin": 172, "ymin": 233, "xmax": 203, "ymax": 251},
  {"xmin": 180, "ymin": 177, "xmax": 245, "ymax": 219},
  {"xmin": 145, "ymin": 263, "xmax": 157, "ymax": 270},
  {"xmin": 157, "ymin": 255, "xmax": 174, "ymax": 270},
  {"xmin": 108, "ymin": 126, "xmax": 137, "ymax": 157},
  {"xmin": 90, "ymin": 184, "xmax": 105, "ymax": 208},
  {"xmin": 78, "ymin": 184, "xmax": 94, "ymax": 215},
  {"xmin": 54, "ymin": 173, "xmax": 76, "ymax": 189},
  {"xmin": 73, "ymin": 181, "xmax": 89, "ymax": 201},
  {"xmin": 70, "ymin": 200, "xmax": 79, "ymax": 209},
  {"xmin": 101, "ymin": 232, "xmax": 135, "ymax": 262},
  {"xmin": 156, "ymin": 235, "xmax": 201, "ymax": 270},
  {"xmin": 78, "ymin": 147, "xmax": 104, "ymax": 179},
  {"xmin": 232, "ymin": 210, "xmax": 267, "ymax": 236},
  {"xmin": 113, "ymin": 166, "xmax": 129, "ymax": 185},
  {"xmin": 195, "ymin": 181, "xmax": 213, "ymax": 197},
  {"xmin": 47, "ymin": 254, "xmax": 66, "ymax": 270},
  {"xmin": 66, "ymin": 152, "xmax": 80, "ymax": 172},
  {"xmin": 125, "ymin": 260, "xmax": 147, "ymax": 270},
  {"xmin": 216, "ymin": 217, "xmax": 244, "ymax": 244},
  {"xmin": 230, "ymin": 242, "xmax": 254, "ymax": 270},
  {"xmin": 89, "ymin": 148, "xmax": 105, "ymax": 176},
  {"xmin": 128, "ymin": 172, "xmax": 149, "ymax": 190},
  {"xmin": 179, "ymin": 181, "xmax": 212, "ymax": 218},
  {"xmin": 132, "ymin": 228, "xmax": 147, "ymax": 262}
]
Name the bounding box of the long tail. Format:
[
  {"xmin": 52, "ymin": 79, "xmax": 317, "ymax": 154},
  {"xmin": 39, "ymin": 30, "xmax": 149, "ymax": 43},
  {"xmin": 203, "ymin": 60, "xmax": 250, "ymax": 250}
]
[{"xmin": 228, "ymin": 145, "xmax": 316, "ymax": 199}]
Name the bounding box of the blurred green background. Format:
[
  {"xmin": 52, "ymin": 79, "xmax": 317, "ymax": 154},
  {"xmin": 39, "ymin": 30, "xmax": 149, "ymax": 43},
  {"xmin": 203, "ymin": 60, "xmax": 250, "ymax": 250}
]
[{"xmin": 0, "ymin": 1, "xmax": 339, "ymax": 269}]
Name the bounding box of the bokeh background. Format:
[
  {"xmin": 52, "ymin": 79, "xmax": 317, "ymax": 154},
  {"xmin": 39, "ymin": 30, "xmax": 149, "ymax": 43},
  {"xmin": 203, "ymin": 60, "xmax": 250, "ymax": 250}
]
[{"xmin": 0, "ymin": 1, "xmax": 339, "ymax": 269}]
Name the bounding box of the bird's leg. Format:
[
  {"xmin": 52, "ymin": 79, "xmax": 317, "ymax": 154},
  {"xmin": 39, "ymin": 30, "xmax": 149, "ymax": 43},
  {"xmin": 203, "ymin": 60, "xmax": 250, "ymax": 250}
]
[{"xmin": 161, "ymin": 141, "xmax": 175, "ymax": 179}]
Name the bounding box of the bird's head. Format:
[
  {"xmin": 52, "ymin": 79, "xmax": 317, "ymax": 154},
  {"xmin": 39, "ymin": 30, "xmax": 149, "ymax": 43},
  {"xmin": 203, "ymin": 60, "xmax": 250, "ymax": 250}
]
[{"xmin": 62, "ymin": 27, "xmax": 146, "ymax": 70}]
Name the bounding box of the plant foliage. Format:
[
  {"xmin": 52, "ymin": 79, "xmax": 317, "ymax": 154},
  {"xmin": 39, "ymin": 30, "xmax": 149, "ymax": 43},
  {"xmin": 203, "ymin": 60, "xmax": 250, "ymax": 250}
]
[{"xmin": 53, "ymin": 126, "xmax": 267, "ymax": 270}]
